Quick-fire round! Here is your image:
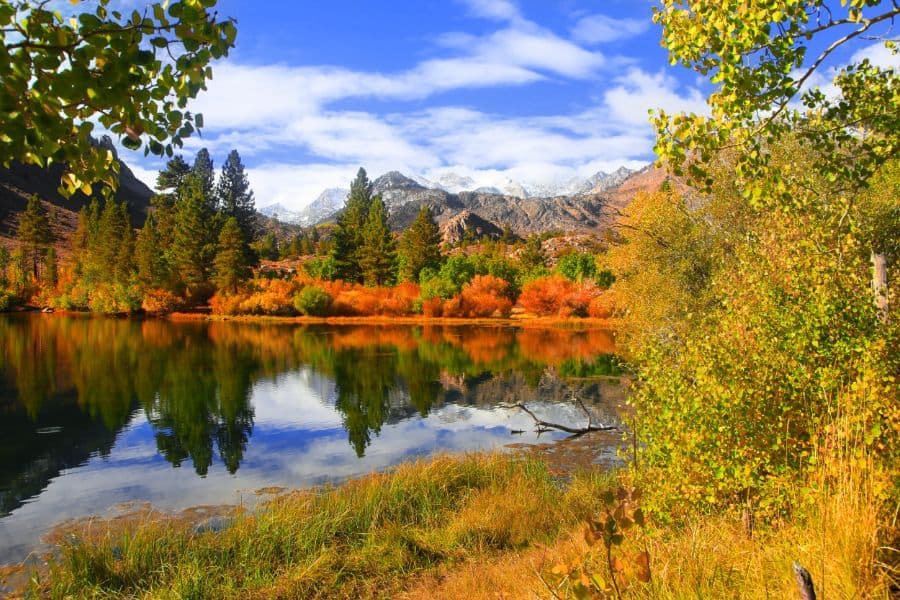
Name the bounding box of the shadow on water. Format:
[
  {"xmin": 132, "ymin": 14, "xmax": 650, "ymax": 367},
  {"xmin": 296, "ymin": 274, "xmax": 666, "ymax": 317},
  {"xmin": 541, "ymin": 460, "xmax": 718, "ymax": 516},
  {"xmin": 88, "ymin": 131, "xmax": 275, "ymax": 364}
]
[{"xmin": 0, "ymin": 314, "xmax": 622, "ymax": 563}]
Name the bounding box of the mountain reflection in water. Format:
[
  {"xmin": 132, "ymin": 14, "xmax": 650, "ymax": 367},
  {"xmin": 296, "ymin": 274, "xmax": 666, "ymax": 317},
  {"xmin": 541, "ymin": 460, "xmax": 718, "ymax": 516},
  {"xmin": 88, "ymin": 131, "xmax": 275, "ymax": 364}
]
[{"xmin": 0, "ymin": 315, "xmax": 621, "ymax": 563}]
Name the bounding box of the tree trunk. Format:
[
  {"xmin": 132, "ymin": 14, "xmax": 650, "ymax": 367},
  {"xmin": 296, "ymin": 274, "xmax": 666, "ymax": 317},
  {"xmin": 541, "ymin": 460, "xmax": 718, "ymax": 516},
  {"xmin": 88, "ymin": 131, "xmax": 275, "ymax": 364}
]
[{"xmin": 872, "ymin": 251, "xmax": 888, "ymax": 323}]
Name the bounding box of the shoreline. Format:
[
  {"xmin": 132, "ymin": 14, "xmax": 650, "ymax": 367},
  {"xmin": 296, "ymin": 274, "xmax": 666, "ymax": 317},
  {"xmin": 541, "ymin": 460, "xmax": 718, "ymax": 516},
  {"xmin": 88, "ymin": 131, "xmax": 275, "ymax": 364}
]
[{"xmin": 6, "ymin": 307, "xmax": 620, "ymax": 330}]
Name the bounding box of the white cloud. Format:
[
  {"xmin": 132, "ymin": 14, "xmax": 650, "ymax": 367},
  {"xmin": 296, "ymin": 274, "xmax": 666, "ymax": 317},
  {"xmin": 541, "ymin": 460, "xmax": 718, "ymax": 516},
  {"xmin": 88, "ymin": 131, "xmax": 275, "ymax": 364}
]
[
  {"xmin": 603, "ymin": 68, "xmax": 707, "ymax": 125},
  {"xmin": 119, "ymin": 7, "xmax": 708, "ymax": 211},
  {"xmin": 189, "ymin": 65, "xmax": 706, "ymax": 210},
  {"xmin": 850, "ymin": 42, "xmax": 900, "ymax": 69},
  {"xmin": 571, "ymin": 14, "xmax": 650, "ymax": 44},
  {"xmin": 459, "ymin": 0, "xmax": 521, "ymax": 21}
]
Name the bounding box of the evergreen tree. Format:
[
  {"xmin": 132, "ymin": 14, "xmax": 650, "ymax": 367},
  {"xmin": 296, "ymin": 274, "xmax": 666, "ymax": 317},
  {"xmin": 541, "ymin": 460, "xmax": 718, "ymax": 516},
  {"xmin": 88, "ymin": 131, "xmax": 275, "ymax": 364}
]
[
  {"xmin": 331, "ymin": 168, "xmax": 374, "ymax": 282},
  {"xmin": 17, "ymin": 195, "xmax": 53, "ymax": 279},
  {"xmin": 192, "ymin": 148, "xmax": 217, "ymax": 212},
  {"xmin": 519, "ymin": 235, "xmax": 546, "ymax": 270},
  {"xmin": 43, "ymin": 247, "xmax": 57, "ymax": 289},
  {"xmin": 135, "ymin": 213, "xmax": 169, "ymax": 287},
  {"xmin": 213, "ymin": 217, "xmax": 250, "ymax": 294},
  {"xmin": 95, "ymin": 200, "xmax": 133, "ymax": 282},
  {"xmin": 397, "ymin": 205, "xmax": 442, "ymax": 282},
  {"xmin": 255, "ymin": 232, "xmax": 279, "ymax": 260},
  {"xmin": 0, "ymin": 246, "xmax": 9, "ymax": 287},
  {"xmin": 156, "ymin": 155, "xmax": 191, "ymax": 194},
  {"xmin": 216, "ymin": 149, "xmax": 257, "ymax": 243},
  {"xmin": 359, "ymin": 196, "xmax": 395, "ymax": 287},
  {"xmin": 9, "ymin": 247, "xmax": 28, "ymax": 294},
  {"xmin": 171, "ymin": 173, "xmax": 214, "ymax": 293}
]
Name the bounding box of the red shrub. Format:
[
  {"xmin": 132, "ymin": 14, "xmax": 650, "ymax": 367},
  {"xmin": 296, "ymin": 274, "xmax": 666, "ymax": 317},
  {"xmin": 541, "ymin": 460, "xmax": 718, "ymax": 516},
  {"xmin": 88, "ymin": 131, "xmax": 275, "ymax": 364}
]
[
  {"xmin": 518, "ymin": 275, "xmax": 600, "ymax": 317},
  {"xmin": 443, "ymin": 275, "xmax": 513, "ymax": 318},
  {"xmin": 421, "ymin": 296, "xmax": 444, "ymax": 317},
  {"xmin": 329, "ymin": 282, "xmax": 420, "ymax": 316}
]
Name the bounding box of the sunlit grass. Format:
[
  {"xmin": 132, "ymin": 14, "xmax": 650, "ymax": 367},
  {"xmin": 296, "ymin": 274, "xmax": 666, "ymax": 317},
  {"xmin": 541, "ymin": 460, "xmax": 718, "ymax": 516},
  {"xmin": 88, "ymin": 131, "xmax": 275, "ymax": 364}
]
[
  {"xmin": 34, "ymin": 453, "xmax": 611, "ymax": 599},
  {"xmin": 24, "ymin": 451, "xmax": 894, "ymax": 599}
]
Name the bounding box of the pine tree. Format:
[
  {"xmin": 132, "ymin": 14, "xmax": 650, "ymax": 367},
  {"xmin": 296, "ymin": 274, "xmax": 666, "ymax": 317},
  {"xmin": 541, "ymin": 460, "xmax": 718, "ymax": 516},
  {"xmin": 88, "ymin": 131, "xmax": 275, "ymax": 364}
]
[
  {"xmin": 359, "ymin": 195, "xmax": 395, "ymax": 287},
  {"xmin": 192, "ymin": 148, "xmax": 217, "ymax": 212},
  {"xmin": 17, "ymin": 195, "xmax": 53, "ymax": 279},
  {"xmin": 332, "ymin": 168, "xmax": 374, "ymax": 282},
  {"xmin": 397, "ymin": 205, "xmax": 442, "ymax": 282},
  {"xmin": 520, "ymin": 235, "xmax": 546, "ymax": 270},
  {"xmin": 135, "ymin": 213, "xmax": 169, "ymax": 287},
  {"xmin": 43, "ymin": 247, "xmax": 57, "ymax": 289},
  {"xmin": 213, "ymin": 217, "xmax": 250, "ymax": 294},
  {"xmin": 216, "ymin": 150, "xmax": 257, "ymax": 244},
  {"xmin": 156, "ymin": 155, "xmax": 191, "ymax": 194},
  {"xmin": 9, "ymin": 247, "xmax": 28, "ymax": 294},
  {"xmin": 171, "ymin": 173, "xmax": 214, "ymax": 293},
  {"xmin": 0, "ymin": 246, "xmax": 9, "ymax": 287},
  {"xmin": 95, "ymin": 200, "xmax": 132, "ymax": 282}
]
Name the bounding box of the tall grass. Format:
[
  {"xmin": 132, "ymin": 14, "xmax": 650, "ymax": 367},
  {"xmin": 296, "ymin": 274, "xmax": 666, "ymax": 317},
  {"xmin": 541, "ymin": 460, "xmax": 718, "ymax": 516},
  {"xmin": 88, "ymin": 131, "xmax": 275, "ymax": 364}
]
[{"xmin": 34, "ymin": 454, "xmax": 610, "ymax": 599}]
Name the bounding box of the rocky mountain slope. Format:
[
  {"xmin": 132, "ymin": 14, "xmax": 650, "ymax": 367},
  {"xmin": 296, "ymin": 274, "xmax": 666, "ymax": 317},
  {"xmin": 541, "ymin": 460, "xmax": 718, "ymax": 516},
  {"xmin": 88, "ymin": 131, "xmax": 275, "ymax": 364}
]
[
  {"xmin": 272, "ymin": 165, "xmax": 666, "ymax": 241},
  {"xmin": 0, "ymin": 138, "xmax": 154, "ymax": 233},
  {"xmin": 263, "ymin": 167, "xmax": 644, "ymax": 229}
]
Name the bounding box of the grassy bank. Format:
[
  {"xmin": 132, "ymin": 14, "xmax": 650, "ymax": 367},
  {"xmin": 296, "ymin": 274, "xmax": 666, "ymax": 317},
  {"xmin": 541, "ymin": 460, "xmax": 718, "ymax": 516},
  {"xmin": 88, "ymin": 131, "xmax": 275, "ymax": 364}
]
[
  {"xmin": 18, "ymin": 452, "xmax": 893, "ymax": 599},
  {"xmin": 29, "ymin": 454, "xmax": 611, "ymax": 599}
]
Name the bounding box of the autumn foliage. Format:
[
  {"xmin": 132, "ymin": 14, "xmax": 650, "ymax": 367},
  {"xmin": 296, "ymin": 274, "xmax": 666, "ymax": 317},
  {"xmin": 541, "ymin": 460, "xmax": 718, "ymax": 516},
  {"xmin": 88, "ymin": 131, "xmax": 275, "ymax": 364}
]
[
  {"xmin": 518, "ymin": 275, "xmax": 602, "ymax": 317},
  {"xmin": 442, "ymin": 275, "xmax": 513, "ymax": 318}
]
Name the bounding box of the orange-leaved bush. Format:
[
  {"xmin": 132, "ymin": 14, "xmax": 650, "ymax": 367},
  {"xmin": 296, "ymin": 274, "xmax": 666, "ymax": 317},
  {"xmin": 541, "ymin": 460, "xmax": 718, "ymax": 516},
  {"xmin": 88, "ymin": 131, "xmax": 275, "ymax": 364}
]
[
  {"xmin": 443, "ymin": 275, "xmax": 513, "ymax": 318},
  {"xmin": 518, "ymin": 275, "xmax": 601, "ymax": 317}
]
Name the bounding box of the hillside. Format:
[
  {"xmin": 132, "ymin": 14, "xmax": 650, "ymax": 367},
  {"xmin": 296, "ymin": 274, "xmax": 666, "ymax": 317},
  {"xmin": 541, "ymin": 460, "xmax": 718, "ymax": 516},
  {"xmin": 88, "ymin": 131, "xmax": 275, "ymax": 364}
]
[
  {"xmin": 0, "ymin": 139, "xmax": 156, "ymax": 253},
  {"xmin": 315, "ymin": 166, "xmax": 669, "ymax": 241}
]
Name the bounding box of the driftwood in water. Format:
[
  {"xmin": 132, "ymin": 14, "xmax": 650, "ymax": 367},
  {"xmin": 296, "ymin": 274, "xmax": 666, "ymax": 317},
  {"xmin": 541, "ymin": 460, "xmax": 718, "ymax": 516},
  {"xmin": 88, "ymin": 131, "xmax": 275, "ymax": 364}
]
[
  {"xmin": 793, "ymin": 562, "xmax": 816, "ymax": 600},
  {"xmin": 510, "ymin": 401, "xmax": 617, "ymax": 436}
]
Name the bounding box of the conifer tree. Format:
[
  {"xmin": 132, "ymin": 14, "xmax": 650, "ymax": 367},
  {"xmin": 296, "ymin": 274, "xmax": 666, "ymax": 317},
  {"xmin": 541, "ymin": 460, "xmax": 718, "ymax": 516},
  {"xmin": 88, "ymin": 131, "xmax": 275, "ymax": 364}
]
[
  {"xmin": 43, "ymin": 247, "xmax": 57, "ymax": 289},
  {"xmin": 520, "ymin": 235, "xmax": 546, "ymax": 270},
  {"xmin": 192, "ymin": 148, "xmax": 217, "ymax": 212},
  {"xmin": 156, "ymin": 155, "xmax": 191, "ymax": 194},
  {"xmin": 171, "ymin": 174, "xmax": 214, "ymax": 293},
  {"xmin": 135, "ymin": 213, "xmax": 169, "ymax": 287},
  {"xmin": 216, "ymin": 150, "xmax": 257, "ymax": 243},
  {"xmin": 359, "ymin": 196, "xmax": 395, "ymax": 287},
  {"xmin": 213, "ymin": 217, "xmax": 250, "ymax": 294},
  {"xmin": 17, "ymin": 195, "xmax": 53, "ymax": 279},
  {"xmin": 9, "ymin": 247, "xmax": 28, "ymax": 294},
  {"xmin": 332, "ymin": 168, "xmax": 374, "ymax": 282},
  {"xmin": 0, "ymin": 246, "xmax": 9, "ymax": 287},
  {"xmin": 397, "ymin": 205, "xmax": 442, "ymax": 282},
  {"xmin": 95, "ymin": 200, "xmax": 133, "ymax": 281}
]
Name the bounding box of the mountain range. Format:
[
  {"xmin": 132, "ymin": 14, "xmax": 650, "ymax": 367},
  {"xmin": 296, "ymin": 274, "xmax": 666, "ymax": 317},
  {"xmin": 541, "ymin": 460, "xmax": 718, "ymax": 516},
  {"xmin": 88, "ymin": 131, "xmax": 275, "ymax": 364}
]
[
  {"xmin": 259, "ymin": 166, "xmax": 640, "ymax": 229},
  {"xmin": 257, "ymin": 165, "xmax": 664, "ymax": 244}
]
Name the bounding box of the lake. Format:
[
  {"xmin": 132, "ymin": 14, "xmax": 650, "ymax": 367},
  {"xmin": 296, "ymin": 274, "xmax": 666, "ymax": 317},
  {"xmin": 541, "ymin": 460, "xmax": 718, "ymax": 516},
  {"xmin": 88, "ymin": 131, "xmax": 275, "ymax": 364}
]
[{"xmin": 0, "ymin": 314, "xmax": 624, "ymax": 564}]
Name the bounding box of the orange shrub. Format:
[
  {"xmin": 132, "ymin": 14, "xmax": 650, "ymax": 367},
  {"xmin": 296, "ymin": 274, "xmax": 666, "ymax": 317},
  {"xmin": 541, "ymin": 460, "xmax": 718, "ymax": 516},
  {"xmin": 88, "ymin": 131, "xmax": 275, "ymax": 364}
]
[
  {"xmin": 587, "ymin": 293, "xmax": 614, "ymax": 319},
  {"xmin": 210, "ymin": 278, "xmax": 301, "ymax": 316},
  {"xmin": 330, "ymin": 282, "xmax": 420, "ymax": 316},
  {"xmin": 209, "ymin": 293, "xmax": 244, "ymax": 315},
  {"xmin": 443, "ymin": 275, "xmax": 513, "ymax": 318},
  {"xmin": 141, "ymin": 288, "xmax": 182, "ymax": 315},
  {"xmin": 518, "ymin": 275, "xmax": 600, "ymax": 317},
  {"xmin": 421, "ymin": 296, "xmax": 444, "ymax": 317}
]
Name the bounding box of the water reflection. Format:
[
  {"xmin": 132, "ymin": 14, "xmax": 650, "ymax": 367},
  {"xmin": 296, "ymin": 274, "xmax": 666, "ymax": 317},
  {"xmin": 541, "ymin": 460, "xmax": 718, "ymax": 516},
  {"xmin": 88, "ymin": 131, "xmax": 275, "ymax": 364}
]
[{"xmin": 0, "ymin": 315, "xmax": 620, "ymax": 563}]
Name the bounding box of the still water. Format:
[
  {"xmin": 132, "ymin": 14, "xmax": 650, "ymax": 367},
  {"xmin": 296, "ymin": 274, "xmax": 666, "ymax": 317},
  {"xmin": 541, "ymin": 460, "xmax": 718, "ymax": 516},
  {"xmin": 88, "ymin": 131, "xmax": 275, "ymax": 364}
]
[{"xmin": 0, "ymin": 314, "xmax": 623, "ymax": 564}]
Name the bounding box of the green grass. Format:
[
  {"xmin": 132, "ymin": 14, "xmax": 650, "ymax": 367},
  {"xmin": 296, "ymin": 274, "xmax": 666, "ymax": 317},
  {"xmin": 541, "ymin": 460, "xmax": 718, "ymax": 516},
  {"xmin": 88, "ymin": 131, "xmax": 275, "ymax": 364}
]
[{"xmin": 34, "ymin": 453, "xmax": 612, "ymax": 599}]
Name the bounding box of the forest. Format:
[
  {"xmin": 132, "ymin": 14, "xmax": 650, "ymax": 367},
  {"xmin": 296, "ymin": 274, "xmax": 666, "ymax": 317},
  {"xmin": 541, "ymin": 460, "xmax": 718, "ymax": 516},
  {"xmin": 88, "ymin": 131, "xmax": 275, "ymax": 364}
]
[{"xmin": 0, "ymin": 156, "xmax": 619, "ymax": 320}]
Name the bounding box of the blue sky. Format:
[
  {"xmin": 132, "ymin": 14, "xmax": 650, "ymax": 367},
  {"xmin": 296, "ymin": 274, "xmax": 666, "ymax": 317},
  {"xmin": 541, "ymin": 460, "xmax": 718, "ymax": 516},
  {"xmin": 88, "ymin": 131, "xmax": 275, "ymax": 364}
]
[{"xmin": 117, "ymin": 0, "xmax": 896, "ymax": 210}]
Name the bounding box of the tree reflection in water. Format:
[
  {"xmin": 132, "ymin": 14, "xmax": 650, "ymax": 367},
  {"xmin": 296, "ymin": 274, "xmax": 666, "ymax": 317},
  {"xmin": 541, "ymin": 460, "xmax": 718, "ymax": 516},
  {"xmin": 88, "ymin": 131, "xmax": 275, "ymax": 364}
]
[{"xmin": 0, "ymin": 315, "xmax": 618, "ymax": 509}]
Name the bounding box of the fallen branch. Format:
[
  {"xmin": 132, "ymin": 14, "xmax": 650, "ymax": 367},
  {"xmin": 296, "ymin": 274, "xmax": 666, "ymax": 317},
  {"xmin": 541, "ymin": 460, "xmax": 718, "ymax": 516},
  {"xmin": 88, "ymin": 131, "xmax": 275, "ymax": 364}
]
[{"xmin": 511, "ymin": 403, "xmax": 618, "ymax": 436}]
